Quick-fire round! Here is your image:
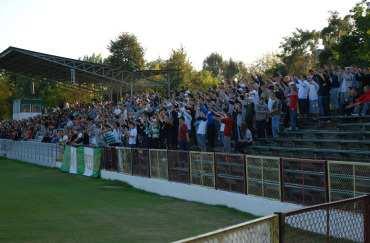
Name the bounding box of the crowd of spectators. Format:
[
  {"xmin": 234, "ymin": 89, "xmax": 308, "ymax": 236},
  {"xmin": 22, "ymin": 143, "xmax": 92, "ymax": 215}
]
[{"xmin": 0, "ymin": 66, "xmax": 369, "ymax": 153}]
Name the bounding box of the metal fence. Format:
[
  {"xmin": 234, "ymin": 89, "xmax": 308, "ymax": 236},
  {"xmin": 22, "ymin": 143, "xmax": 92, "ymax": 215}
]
[
  {"xmin": 149, "ymin": 149, "xmax": 168, "ymax": 179},
  {"xmin": 0, "ymin": 139, "xmax": 58, "ymax": 167},
  {"xmin": 246, "ymin": 155, "xmax": 281, "ymax": 200},
  {"xmin": 101, "ymin": 147, "xmax": 118, "ymax": 171},
  {"xmin": 214, "ymin": 153, "xmax": 246, "ymax": 193},
  {"xmin": 190, "ymin": 151, "xmax": 215, "ymax": 188},
  {"xmin": 168, "ymin": 150, "xmax": 190, "ymax": 184},
  {"xmin": 116, "ymin": 147, "xmax": 134, "ymax": 174},
  {"xmin": 99, "ymin": 147, "xmax": 370, "ymax": 205},
  {"xmin": 281, "ymin": 158, "xmax": 328, "ymax": 205},
  {"xmin": 3, "ymin": 140, "xmax": 366, "ymax": 206},
  {"xmin": 279, "ymin": 195, "xmax": 370, "ymax": 243},
  {"xmin": 175, "ymin": 215, "xmax": 279, "ymax": 243},
  {"xmin": 328, "ymin": 161, "xmax": 370, "ymax": 202},
  {"xmin": 0, "ymin": 139, "xmax": 12, "ymax": 157},
  {"xmin": 132, "ymin": 148, "xmax": 150, "ymax": 177},
  {"xmin": 176, "ymin": 195, "xmax": 370, "ymax": 243}
]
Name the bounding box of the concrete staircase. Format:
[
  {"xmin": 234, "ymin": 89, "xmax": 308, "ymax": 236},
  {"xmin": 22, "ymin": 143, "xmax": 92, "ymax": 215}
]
[{"xmin": 247, "ymin": 116, "xmax": 370, "ymax": 162}]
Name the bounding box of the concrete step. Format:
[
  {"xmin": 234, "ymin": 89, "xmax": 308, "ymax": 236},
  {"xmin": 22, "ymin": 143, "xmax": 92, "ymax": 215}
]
[
  {"xmin": 247, "ymin": 145, "xmax": 370, "ymax": 162},
  {"xmin": 255, "ymin": 138, "xmax": 370, "ymax": 151},
  {"xmin": 279, "ymin": 130, "xmax": 370, "ymax": 140}
]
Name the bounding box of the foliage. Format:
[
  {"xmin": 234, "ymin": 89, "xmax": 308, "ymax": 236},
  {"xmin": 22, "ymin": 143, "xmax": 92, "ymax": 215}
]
[
  {"xmin": 40, "ymin": 83, "xmax": 99, "ymax": 107},
  {"xmin": 335, "ymin": 1, "xmax": 369, "ymax": 67},
  {"xmin": 165, "ymin": 47, "xmax": 193, "ymax": 89},
  {"xmin": 203, "ymin": 53, "xmax": 224, "ymax": 77},
  {"xmin": 319, "ymin": 1, "xmax": 369, "ymax": 67},
  {"xmin": 248, "ymin": 54, "xmax": 286, "ymax": 77},
  {"xmin": 105, "ymin": 32, "xmax": 145, "ymax": 71},
  {"xmin": 278, "ymin": 29, "xmax": 320, "ymax": 75},
  {"xmin": 0, "ymin": 73, "xmax": 13, "ymax": 119},
  {"xmin": 223, "ymin": 58, "xmax": 239, "ymax": 82},
  {"xmin": 80, "ymin": 53, "xmax": 105, "ymax": 64},
  {"xmin": 189, "ymin": 70, "xmax": 220, "ymax": 90}
]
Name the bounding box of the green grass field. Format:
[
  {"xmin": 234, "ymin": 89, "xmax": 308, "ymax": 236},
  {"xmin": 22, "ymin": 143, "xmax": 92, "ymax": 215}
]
[{"xmin": 0, "ymin": 158, "xmax": 255, "ymax": 243}]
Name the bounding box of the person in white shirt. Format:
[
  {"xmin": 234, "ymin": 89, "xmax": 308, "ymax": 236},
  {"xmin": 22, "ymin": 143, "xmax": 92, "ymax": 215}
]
[
  {"xmin": 112, "ymin": 122, "xmax": 123, "ymax": 146},
  {"xmin": 307, "ymin": 76, "xmax": 320, "ymax": 114},
  {"xmin": 127, "ymin": 122, "xmax": 137, "ymax": 147},
  {"xmin": 195, "ymin": 116, "xmax": 207, "ymax": 151},
  {"xmin": 180, "ymin": 107, "xmax": 192, "ymax": 132},
  {"xmin": 113, "ymin": 105, "xmax": 122, "ymax": 117},
  {"xmin": 296, "ymin": 77, "xmax": 309, "ymax": 115},
  {"xmin": 339, "ymin": 69, "xmax": 354, "ymax": 108}
]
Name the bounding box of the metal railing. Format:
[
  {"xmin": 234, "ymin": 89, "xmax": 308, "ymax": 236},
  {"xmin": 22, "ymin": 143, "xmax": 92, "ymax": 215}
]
[
  {"xmin": 246, "ymin": 155, "xmax": 281, "ymax": 200},
  {"xmin": 281, "ymin": 158, "xmax": 328, "ymax": 205},
  {"xmin": 328, "ymin": 160, "xmax": 370, "ymax": 201},
  {"xmin": 0, "ymin": 139, "xmax": 58, "ymax": 167},
  {"xmin": 174, "ymin": 214, "xmax": 279, "ymax": 243},
  {"xmin": 176, "ymin": 195, "xmax": 370, "ymax": 243},
  {"xmin": 279, "ymin": 195, "xmax": 370, "ymax": 243},
  {"xmin": 2, "ymin": 139, "xmax": 369, "ymax": 206},
  {"xmin": 215, "ymin": 153, "xmax": 246, "ymax": 193}
]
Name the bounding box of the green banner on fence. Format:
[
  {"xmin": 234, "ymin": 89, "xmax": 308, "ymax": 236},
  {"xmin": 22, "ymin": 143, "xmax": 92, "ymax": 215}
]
[{"xmin": 60, "ymin": 146, "xmax": 101, "ymax": 177}]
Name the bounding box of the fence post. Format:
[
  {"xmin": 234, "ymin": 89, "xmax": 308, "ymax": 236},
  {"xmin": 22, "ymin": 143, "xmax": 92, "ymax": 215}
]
[
  {"xmin": 275, "ymin": 212, "xmax": 284, "ymax": 243},
  {"xmin": 365, "ymin": 195, "xmax": 370, "ymax": 243},
  {"xmin": 324, "ymin": 160, "xmax": 329, "ymax": 203},
  {"xmin": 213, "ymin": 152, "xmax": 216, "ymax": 189},
  {"xmin": 243, "ymin": 154, "xmax": 247, "ymax": 195},
  {"xmin": 326, "ymin": 204, "xmax": 330, "ymax": 243},
  {"xmin": 279, "ymin": 158, "xmax": 284, "ymax": 202},
  {"xmin": 245, "ymin": 156, "xmax": 249, "ymax": 195}
]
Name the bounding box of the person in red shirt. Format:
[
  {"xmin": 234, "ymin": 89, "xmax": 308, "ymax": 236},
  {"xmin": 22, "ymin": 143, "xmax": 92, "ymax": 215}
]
[
  {"xmin": 214, "ymin": 111, "xmax": 233, "ymax": 152},
  {"xmin": 288, "ymin": 82, "xmax": 298, "ymax": 131},
  {"xmin": 178, "ymin": 117, "xmax": 189, "ymax": 150},
  {"xmin": 222, "ymin": 113, "xmax": 234, "ymax": 152}
]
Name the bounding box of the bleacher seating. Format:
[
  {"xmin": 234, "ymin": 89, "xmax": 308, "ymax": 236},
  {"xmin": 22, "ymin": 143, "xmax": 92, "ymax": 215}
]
[{"xmin": 247, "ymin": 116, "xmax": 370, "ymax": 162}]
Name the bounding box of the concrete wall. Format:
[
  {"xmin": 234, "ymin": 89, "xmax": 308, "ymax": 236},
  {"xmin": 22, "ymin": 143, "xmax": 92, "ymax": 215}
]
[{"xmin": 101, "ymin": 170, "xmax": 302, "ymax": 216}]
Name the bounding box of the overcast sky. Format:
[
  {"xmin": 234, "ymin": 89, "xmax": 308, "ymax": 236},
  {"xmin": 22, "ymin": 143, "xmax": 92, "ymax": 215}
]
[{"xmin": 0, "ymin": 0, "xmax": 359, "ymax": 69}]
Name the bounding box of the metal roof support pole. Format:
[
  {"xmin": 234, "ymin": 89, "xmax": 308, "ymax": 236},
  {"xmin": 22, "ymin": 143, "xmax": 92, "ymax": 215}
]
[
  {"xmin": 70, "ymin": 68, "xmax": 75, "ymax": 83},
  {"xmin": 130, "ymin": 81, "xmax": 133, "ymax": 97}
]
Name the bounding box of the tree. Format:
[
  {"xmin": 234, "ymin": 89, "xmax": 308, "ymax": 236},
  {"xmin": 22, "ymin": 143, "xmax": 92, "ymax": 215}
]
[
  {"xmin": 202, "ymin": 53, "xmax": 224, "ymax": 77},
  {"xmin": 248, "ymin": 54, "xmax": 287, "ymax": 78},
  {"xmin": 0, "ymin": 72, "xmax": 13, "ymax": 119},
  {"xmin": 165, "ymin": 47, "xmax": 193, "ymax": 89},
  {"xmin": 279, "ymin": 29, "xmax": 320, "ymax": 74},
  {"xmin": 223, "ymin": 58, "xmax": 239, "ymax": 82},
  {"xmin": 106, "ymin": 33, "xmax": 145, "ymax": 71},
  {"xmin": 189, "ymin": 70, "xmax": 220, "ymax": 90},
  {"xmin": 335, "ymin": 1, "xmax": 369, "ymax": 67},
  {"xmin": 80, "ymin": 53, "xmax": 105, "ymax": 64}
]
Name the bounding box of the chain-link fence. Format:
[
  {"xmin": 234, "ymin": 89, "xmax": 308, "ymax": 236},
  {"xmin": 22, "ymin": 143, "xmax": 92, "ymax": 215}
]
[
  {"xmin": 328, "ymin": 161, "xmax": 370, "ymax": 201},
  {"xmin": 246, "ymin": 155, "xmax": 281, "ymax": 200},
  {"xmin": 281, "ymin": 158, "xmax": 328, "ymax": 205},
  {"xmin": 116, "ymin": 147, "xmax": 134, "ymax": 174},
  {"xmin": 149, "ymin": 149, "xmax": 168, "ymax": 179},
  {"xmin": 190, "ymin": 151, "xmax": 215, "ymax": 188},
  {"xmin": 168, "ymin": 150, "xmax": 190, "ymax": 184},
  {"xmin": 280, "ymin": 195, "xmax": 370, "ymax": 243},
  {"xmin": 101, "ymin": 147, "xmax": 118, "ymax": 171},
  {"xmin": 175, "ymin": 215, "xmax": 279, "ymax": 243},
  {"xmin": 214, "ymin": 152, "xmax": 246, "ymax": 193},
  {"xmin": 132, "ymin": 148, "xmax": 150, "ymax": 177}
]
